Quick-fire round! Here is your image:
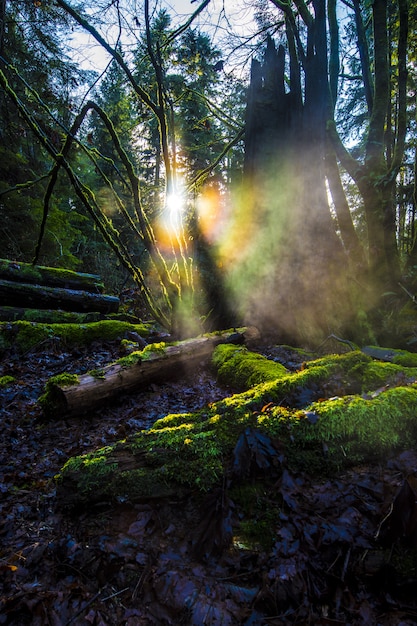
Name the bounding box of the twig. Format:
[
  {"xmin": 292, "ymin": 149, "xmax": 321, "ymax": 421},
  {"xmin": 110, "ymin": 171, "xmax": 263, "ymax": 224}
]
[
  {"xmin": 398, "ymin": 282, "xmax": 417, "ymax": 304},
  {"xmin": 100, "ymin": 587, "xmax": 129, "ymax": 602},
  {"xmin": 66, "ymin": 589, "xmax": 103, "ymax": 625},
  {"xmin": 317, "ymin": 334, "xmax": 358, "ymax": 352}
]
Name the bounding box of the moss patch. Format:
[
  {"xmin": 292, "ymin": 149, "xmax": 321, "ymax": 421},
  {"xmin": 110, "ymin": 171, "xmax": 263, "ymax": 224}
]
[
  {"xmin": 0, "ymin": 307, "xmax": 103, "ymax": 324},
  {"xmin": 0, "ymin": 375, "xmax": 15, "ymax": 387},
  {"xmin": 0, "ymin": 319, "xmax": 153, "ymax": 354},
  {"xmin": 37, "ymin": 373, "xmax": 80, "ymax": 415},
  {"xmin": 212, "ymin": 344, "xmax": 288, "ymax": 389},
  {"xmin": 0, "ymin": 258, "xmax": 104, "ymax": 290}
]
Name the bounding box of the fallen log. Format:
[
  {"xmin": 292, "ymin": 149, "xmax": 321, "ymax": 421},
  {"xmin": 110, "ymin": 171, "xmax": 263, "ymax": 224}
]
[
  {"xmin": 39, "ymin": 326, "xmax": 260, "ymax": 418},
  {"xmin": 0, "ymin": 258, "xmax": 104, "ymax": 292},
  {"xmin": 0, "ymin": 279, "xmax": 119, "ymax": 313},
  {"xmin": 0, "ymin": 306, "xmax": 102, "ymax": 323}
]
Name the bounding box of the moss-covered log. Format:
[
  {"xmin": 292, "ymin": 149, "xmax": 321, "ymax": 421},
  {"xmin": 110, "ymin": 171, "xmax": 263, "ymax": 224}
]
[
  {"xmin": 55, "ymin": 348, "xmax": 417, "ymax": 510},
  {"xmin": 0, "ymin": 306, "xmax": 103, "ymax": 323},
  {"xmin": 0, "ymin": 319, "xmax": 152, "ymax": 354},
  {"xmin": 40, "ymin": 327, "xmax": 260, "ymax": 418},
  {"xmin": 0, "ymin": 258, "xmax": 104, "ymax": 292},
  {"xmin": 0, "ymin": 279, "xmax": 119, "ymax": 313}
]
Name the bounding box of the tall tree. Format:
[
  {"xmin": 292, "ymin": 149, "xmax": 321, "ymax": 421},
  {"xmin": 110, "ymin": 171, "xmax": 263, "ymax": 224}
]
[
  {"xmin": 327, "ymin": 0, "xmax": 409, "ymax": 297},
  {"xmin": 241, "ymin": 7, "xmax": 352, "ymax": 343}
]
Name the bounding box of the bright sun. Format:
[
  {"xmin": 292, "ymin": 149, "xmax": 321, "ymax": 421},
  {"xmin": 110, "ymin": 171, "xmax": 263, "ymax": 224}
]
[{"xmin": 166, "ymin": 192, "xmax": 184, "ymax": 230}]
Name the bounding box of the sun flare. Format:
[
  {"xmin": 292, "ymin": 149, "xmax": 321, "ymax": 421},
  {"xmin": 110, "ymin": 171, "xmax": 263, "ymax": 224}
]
[{"xmin": 166, "ymin": 192, "xmax": 184, "ymax": 230}]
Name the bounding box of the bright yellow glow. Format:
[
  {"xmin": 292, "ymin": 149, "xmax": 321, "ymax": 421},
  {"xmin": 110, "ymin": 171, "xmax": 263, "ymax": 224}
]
[
  {"xmin": 166, "ymin": 192, "xmax": 183, "ymax": 213},
  {"xmin": 155, "ymin": 188, "xmax": 186, "ymax": 253},
  {"xmin": 196, "ymin": 187, "xmax": 224, "ymax": 243}
]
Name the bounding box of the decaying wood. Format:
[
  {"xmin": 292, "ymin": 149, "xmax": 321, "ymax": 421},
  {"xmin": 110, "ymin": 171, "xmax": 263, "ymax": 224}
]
[
  {"xmin": 0, "ymin": 258, "xmax": 104, "ymax": 292},
  {"xmin": 0, "ymin": 279, "xmax": 119, "ymax": 313},
  {"xmin": 0, "ymin": 306, "xmax": 102, "ymax": 323},
  {"xmin": 41, "ymin": 327, "xmax": 260, "ymax": 418}
]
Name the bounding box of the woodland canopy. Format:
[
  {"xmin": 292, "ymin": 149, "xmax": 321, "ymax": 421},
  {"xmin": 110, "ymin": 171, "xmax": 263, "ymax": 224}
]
[{"xmin": 1, "ymin": 0, "xmax": 416, "ymax": 346}]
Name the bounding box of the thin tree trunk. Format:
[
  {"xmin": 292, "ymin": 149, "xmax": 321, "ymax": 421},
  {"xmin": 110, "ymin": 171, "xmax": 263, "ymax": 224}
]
[{"xmin": 325, "ymin": 144, "xmax": 367, "ymax": 269}]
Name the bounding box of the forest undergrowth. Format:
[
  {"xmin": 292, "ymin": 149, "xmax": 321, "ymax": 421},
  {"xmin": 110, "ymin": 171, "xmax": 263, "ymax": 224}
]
[{"xmin": 1, "ymin": 336, "xmax": 417, "ymax": 625}]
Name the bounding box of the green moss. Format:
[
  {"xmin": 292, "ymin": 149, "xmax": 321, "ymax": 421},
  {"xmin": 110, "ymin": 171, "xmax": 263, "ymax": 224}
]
[
  {"xmin": 142, "ymin": 341, "xmax": 167, "ymax": 356},
  {"xmin": 0, "ymin": 258, "xmax": 104, "ymax": 290},
  {"xmin": 57, "ymin": 448, "xmax": 118, "ymax": 498},
  {"xmin": 116, "ymin": 342, "xmax": 168, "ymax": 367},
  {"xmin": 212, "ymin": 344, "xmax": 288, "ymax": 389},
  {"xmin": 0, "ymin": 375, "xmax": 15, "ymax": 387},
  {"xmin": 48, "ymin": 372, "xmax": 80, "ymax": 388},
  {"xmin": 0, "ymin": 307, "xmax": 102, "ymax": 324},
  {"xmin": 38, "ymin": 372, "xmax": 79, "ymax": 415},
  {"xmin": 0, "ymin": 320, "xmax": 152, "ymax": 353},
  {"xmin": 116, "ymin": 350, "xmax": 143, "ymax": 367},
  {"xmin": 259, "ymin": 386, "xmax": 417, "ymax": 472},
  {"xmin": 213, "ymin": 348, "xmax": 372, "ymax": 399},
  {"xmin": 361, "ymin": 361, "xmax": 417, "ymax": 391},
  {"xmin": 393, "ymin": 352, "xmax": 417, "ymax": 367},
  {"xmin": 151, "ymin": 412, "xmax": 202, "ymax": 430},
  {"xmin": 56, "ymin": 348, "xmax": 417, "ymax": 508}
]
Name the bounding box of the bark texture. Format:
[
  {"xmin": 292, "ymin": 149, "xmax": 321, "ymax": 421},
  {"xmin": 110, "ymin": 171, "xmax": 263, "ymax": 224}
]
[
  {"xmin": 0, "ymin": 279, "xmax": 119, "ymax": 313},
  {"xmin": 0, "ymin": 258, "xmax": 104, "ymax": 292},
  {"xmin": 40, "ymin": 327, "xmax": 260, "ymax": 418}
]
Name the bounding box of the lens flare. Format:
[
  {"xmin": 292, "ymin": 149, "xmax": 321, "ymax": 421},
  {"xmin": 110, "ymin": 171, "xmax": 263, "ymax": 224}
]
[
  {"xmin": 155, "ymin": 188, "xmax": 187, "ymax": 253},
  {"xmin": 196, "ymin": 187, "xmax": 226, "ymax": 244},
  {"xmin": 166, "ymin": 192, "xmax": 184, "ymax": 232}
]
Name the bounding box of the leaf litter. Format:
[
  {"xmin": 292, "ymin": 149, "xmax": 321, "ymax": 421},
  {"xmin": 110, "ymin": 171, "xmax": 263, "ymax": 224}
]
[{"xmin": 1, "ymin": 340, "xmax": 417, "ymax": 624}]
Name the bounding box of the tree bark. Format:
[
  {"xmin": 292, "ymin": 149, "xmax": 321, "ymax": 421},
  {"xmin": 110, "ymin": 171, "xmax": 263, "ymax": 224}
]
[
  {"xmin": 324, "ymin": 144, "xmax": 367, "ymax": 268},
  {"xmin": 0, "ymin": 279, "xmax": 119, "ymax": 313},
  {"xmin": 40, "ymin": 327, "xmax": 260, "ymax": 418}
]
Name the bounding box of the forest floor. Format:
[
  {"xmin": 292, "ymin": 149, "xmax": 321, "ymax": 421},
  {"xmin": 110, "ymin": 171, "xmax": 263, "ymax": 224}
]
[{"xmin": 1, "ymin": 333, "xmax": 417, "ymax": 625}]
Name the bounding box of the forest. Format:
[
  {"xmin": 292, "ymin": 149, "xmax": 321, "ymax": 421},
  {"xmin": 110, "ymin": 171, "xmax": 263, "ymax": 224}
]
[{"xmin": 2, "ymin": 0, "xmax": 417, "ymax": 624}]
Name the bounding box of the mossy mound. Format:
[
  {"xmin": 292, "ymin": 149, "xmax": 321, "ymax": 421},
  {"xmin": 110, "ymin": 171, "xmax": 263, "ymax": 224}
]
[
  {"xmin": 212, "ymin": 344, "xmax": 288, "ymax": 389},
  {"xmin": 212, "ymin": 347, "xmax": 374, "ymax": 403},
  {"xmin": 56, "ymin": 348, "xmax": 417, "ymax": 509},
  {"xmin": 0, "ymin": 319, "xmax": 153, "ymax": 354}
]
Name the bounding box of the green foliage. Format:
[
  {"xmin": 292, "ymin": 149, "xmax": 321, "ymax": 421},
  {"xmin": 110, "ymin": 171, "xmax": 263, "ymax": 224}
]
[{"xmin": 0, "ymin": 1, "xmax": 94, "ymax": 268}]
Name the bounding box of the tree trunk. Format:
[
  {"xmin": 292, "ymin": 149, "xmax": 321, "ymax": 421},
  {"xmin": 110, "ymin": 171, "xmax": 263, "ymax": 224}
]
[
  {"xmin": 39, "ymin": 326, "xmax": 260, "ymax": 418},
  {"xmin": 324, "ymin": 144, "xmax": 367, "ymax": 269},
  {"xmin": 242, "ymin": 29, "xmax": 352, "ymax": 343},
  {"xmin": 0, "ymin": 279, "xmax": 119, "ymax": 313}
]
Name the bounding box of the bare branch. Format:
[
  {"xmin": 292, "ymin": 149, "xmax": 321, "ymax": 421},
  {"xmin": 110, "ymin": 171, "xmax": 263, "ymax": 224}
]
[
  {"xmin": 55, "ymin": 0, "xmax": 158, "ymax": 114},
  {"xmin": 165, "ymin": 0, "xmax": 211, "ymax": 46}
]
